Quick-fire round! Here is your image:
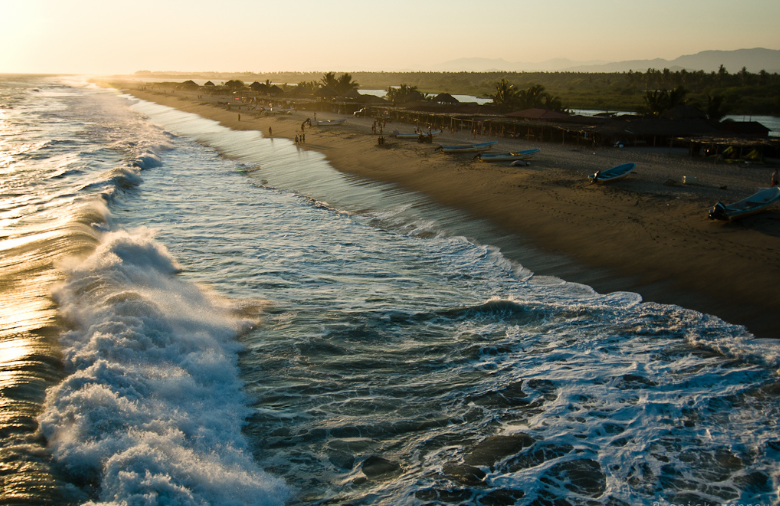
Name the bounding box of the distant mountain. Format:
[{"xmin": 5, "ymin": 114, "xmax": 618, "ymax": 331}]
[
  {"xmin": 421, "ymin": 57, "xmax": 608, "ymax": 72},
  {"xmin": 566, "ymin": 48, "xmax": 780, "ymax": 73},
  {"xmin": 423, "ymin": 48, "xmax": 780, "ymax": 74}
]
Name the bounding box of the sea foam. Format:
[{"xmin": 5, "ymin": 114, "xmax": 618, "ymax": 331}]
[{"xmin": 40, "ymin": 228, "xmax": 290, "ymax": 505}]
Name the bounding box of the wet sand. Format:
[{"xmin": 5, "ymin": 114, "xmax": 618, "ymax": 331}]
[{"xmin": 115, "ymin": 84, "xmax": 780, "ymax": 339}]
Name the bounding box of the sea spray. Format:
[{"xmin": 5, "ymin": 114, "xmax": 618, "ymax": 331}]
[{"xmin": 40, "ymin": 228, "xmax": 291, "ymax": 505}]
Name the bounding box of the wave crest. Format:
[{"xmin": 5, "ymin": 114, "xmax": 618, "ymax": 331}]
[{"xmin": 41, "ymin": 228, "xmax": 291, "ymax": 505}]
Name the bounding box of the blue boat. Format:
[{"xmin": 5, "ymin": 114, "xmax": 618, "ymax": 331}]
[{"xmin": 588, "ymin": 162, "xmax": 635, "ymax": 184}]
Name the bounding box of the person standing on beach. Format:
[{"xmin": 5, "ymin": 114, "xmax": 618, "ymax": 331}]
[
  {"xmin": 772, "ymin": 168, "xmax": 778, "ymax": 187},
  {"xmin": 269, "ymin": 127, "xmax": 272, "ymax": 137},
  {"xmin": 238, "ymin": 113, "xmax": 240, "ymax": 121}
]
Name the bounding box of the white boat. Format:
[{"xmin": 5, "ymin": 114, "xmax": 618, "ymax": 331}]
[
  {"xmin": 439, "ymin": 141, "xmax": 497, "ymax": 154},
  {"xmin": 394, "ymin": 129, "xmax": 442, "ymax": 139},
  {"xmin": 311, "ymin": 118, "xmax": 347, "ymax": 126},
  {"xmin": 708, "ymin": 186, "xmax": 780, "ymax": 221},
  {"xmin": 264, "ymin": 107, "xmax": 294, "ymax": 115},
  {"xmin": 479, "ymin": 148, "xmax": 540, "ymax": 162},
  {"xmin": 588, "ymin": 162, "xmax": 635, "ymax": 184}
]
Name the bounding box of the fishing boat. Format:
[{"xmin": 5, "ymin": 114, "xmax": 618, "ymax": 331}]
[
  {"xmin": 264, "ymin": 107, "xmax": 294, "ymax": 115},
  {"xmin": 311, "ymin": 118, "xmax": 347, "ymax": 126},
  {"xmin": 708, "ymin": 186, "xmax": 780, "ymax": 221},
  {"xmin": 478, "ymin": 148, "xmax": 540, "ymax": 162},
  {"xmin": 439, "ymin": 141, "xmax": 497, "ymax": 154},
  {"xmin": 588, "ymin": 162, "xmax": 636, "ymax": 184}
]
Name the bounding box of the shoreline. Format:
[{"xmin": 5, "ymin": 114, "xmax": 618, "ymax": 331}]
[{"xmin": 116, "ymin": 84, "xmax": 780, "ymax": 339}]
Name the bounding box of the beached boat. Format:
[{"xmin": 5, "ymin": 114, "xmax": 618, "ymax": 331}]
[
  {"xmin": 264, "ymin": 107, "xmax": 294, "ymax": 115},
  {"xmin": 708, "ymin": 186, "xmax": 780, "ymax": 221},
  {"xmin": 311, "ymin": 118, "xmax": 347, "ymax": 126},
  {"xmin": 439, "ymin": 141, "xmax": 497, "ymax": 154},
  {"xmin": 394, "ymin": 129, "xmax": 442, "ymax": 139},
  {"xmin": 588, "ymin": 162, "xmax": 635, "ymax": 184},
  {"xmin": 478, "ymin": 148, "xmax": 540, "ymax": 162}
]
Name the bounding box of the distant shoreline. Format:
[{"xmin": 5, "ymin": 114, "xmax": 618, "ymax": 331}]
[
  {"xmin": 114, "ymin": 82, "xmax": 780, "ymax": 339},
  {"xmin": 111, "ymin": 59, "xmax": 780, "ymax": 116}
]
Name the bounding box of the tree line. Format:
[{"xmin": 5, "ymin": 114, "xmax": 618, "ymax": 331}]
[{"xmin": 168, "ymin": 65, "xmax": 780, "ymax": 116}]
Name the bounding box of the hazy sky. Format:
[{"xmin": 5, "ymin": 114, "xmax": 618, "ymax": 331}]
[{"xmin": 2, "ymin": 0, "xmax": 779, "ymax": 74}]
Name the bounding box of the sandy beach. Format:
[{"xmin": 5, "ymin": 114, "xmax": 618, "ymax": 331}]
[{"xmin": 116, "ymin": 84, "xmax": 780, "ymax": 339}]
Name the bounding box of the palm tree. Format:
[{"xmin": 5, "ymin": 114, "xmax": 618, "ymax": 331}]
[
  {"xmin": 641, "ymin": 86, "xmax": 687, "ymax": 116},
  {"xmin": 543, "ymin": 94, "xmax": 564, "ymax": 112},
  {"xmin": 517, "ymin": 84, "xmax": 549, "ymax": 109},
  {"xmin": 489, "ymin": 79, "xmax": 517, "ymax": 111},
  {"xmin": 320, "ymin": 72, "xmax": 339, "ymax": 90},
  {"xmin": 667, "ymin": 86, "xmax": 688, "ymax": 109},
  {"xmin": 294, "ymin": 80, "xmax": 318, "ymax": 96},
  {"xmin": 642, "ymin": 90, "xmax": 669, "ymax": 117},
  {"xmin": 335, "ymin": 73, "xmax": 359, "ymax": 95},
  {"xmin": 706, "ymin": 94, "xmax": 729, "ymax": 121},
  {"xmin": 386, "ymin": 84, "xmax": 420, "ymax": 104}
]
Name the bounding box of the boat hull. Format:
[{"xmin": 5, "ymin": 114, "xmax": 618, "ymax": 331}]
[
  {"xmin": 395, "ymin": 130, "xmax": 442, "ymax": 139},
  {"xmin": 709, "ymin": 187, "xmax": 780, "ymax": 221},
  {"xmin": 480, "ymin": 148, "xmax": 540, "ymax": 162},
  {"xmin": 312, "ymin": 118, "xmax": 347, "ymax": 126},
  {"xmin": 589, "ymin": 163, "xmax": 636, "ymax": 184},
  {"xmin": 440, "ymin": 141, "xmax": 497, "ymax": 153}
]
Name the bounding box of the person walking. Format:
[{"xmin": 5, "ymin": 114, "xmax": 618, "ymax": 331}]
[{"xmin": 772, "ymin": 168, "xmax": 779, "ymax": 187}]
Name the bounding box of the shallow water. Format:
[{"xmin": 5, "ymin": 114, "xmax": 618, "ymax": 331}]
[{"xmin": 1, "ymin": 76, "xmax": 779, "ymax": 505}]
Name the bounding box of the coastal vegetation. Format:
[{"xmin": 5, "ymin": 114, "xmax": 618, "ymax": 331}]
[
  {"xmin": 139, "ymin": 66, "xmax": 780, "ymax": 116},
  {"xmin": 489, "ymin": 80, "xmax": 564, "ymax": 112}
]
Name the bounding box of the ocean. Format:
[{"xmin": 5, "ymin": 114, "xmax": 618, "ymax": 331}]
[{"xmin": 1, "ymin": 75, "xmax": 779, "ymax": 506}]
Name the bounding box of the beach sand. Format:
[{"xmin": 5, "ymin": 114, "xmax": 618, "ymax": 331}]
[{"xmin": 115, "ymin": 84, "xmax": 780, "ymax": 339}]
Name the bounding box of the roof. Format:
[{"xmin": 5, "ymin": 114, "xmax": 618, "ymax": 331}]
[
  {"xmin": 504, "ymin": 108, "xmax": 571, "ymax": 120},
  {"xmin": 589, "ymin": 117, "xmax": 721, "ymax": 137},
  {"xmin": 434, "ymin": 93, "xmax": 459, "ymax": 104},
  {"xmin": 660, "ymin": 105, "xmax": 707, "ymax": 120},
  {"xmin": 718, "ymin": 121, "xmax": 771, "ymax": 137},
  {"xmin": 315, "ymin": 86, "xmax": 338, "ymax": 97}
]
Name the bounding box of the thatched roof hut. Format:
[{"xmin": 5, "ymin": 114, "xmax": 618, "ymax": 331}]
[
  {"xmin": 345, "ymin": 89, "xmax": 363, "ymax": 99},
  {"xmin": 434, "ymin": 93, "xmax": 459, "ymax": 105},
  {"xmin": 315, "ymin": 86, "xmax": 338, "ymax": 98},
  {"xmin": 504, "ymin": 108, "xmax": 571, "ymax": 120},
  {"xmin": 588, "ymin": 117, "xmax": 721, "ymax": 139},
  {"xmin": 250, "ymin": 81, "xmax": 270, "ymax": 93},
  {"xmin": 660, "ymin": 105, "xmax": 707, "ymax": 120}
]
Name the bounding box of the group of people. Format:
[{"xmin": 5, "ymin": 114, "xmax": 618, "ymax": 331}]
[{"xmin": 371, "ymin": 119, "xmax": 385, "ymax": 135}]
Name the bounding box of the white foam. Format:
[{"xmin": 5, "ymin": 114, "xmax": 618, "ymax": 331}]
[{"xmin": 41, "ymin": 228, "xmax": 291, "ymax": 505}]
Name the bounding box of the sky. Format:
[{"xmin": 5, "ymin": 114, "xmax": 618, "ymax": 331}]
[{"xmin": 1, "ymin": 0, "xmax": 779, "ymax": 75}]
